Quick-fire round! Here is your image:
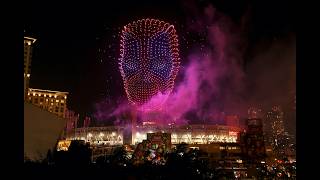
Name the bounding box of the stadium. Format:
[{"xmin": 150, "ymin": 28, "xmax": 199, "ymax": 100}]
[{"xmin": 65, "ymin": 124, "xmax": 242, "ymax": 146}]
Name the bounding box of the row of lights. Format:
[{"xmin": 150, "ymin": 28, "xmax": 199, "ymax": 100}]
[
  {"xmin": 27, "ymin": 92, "xmax": 67, "ymax": 99},
  {"xmin": 87, "ymin": 132, "xmax": 117, "ymax": 138}
]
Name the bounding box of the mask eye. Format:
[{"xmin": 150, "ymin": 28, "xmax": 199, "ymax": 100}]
[
  {"xmin": 150, "ymin": 55, "xmax": 172, "ymax": 78},
  {"xmin": 123, "ymin": 59, "xmax": 139, "ymax": 72}
]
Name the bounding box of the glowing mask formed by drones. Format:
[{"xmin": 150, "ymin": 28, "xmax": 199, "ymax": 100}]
[{"xmin": 119, "ymin": 19, "xmax": 180, "ymax": 110}]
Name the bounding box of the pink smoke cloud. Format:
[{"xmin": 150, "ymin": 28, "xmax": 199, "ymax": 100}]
[{"xmin": 93, "ymin": 2, "xmax": 249, "ymax": 126}]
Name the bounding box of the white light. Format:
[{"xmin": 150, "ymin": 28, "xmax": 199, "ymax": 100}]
[
  {"xmin": 112, "ymin": 132, "xmax": 116, "ymax": 136},
  {"xmin": 88, "ymin": 133, "xmax": 92, "ymax": 137},
  {"xmin": 99, "ymin": 133, "xmax": 104, "ymax": 137}
]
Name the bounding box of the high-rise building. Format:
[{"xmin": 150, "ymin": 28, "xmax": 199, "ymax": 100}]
[
  {"xmin": 27, "ymin": 88, "xmax": 68, "ymax": 118},
  {"xmin": 265, "ymin": 106, "xmax": 289, "ymax": 159},
  {"xmin": 240, "ymin": 107, "xmax": 266, "ymax": 164},
  {"xmin": 24, "ymin": 36, "xmax": 37, "ymax": 100}
]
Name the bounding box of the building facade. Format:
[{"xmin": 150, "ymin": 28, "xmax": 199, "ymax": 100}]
[
  {"xmin": 26, "ymin": 88, "xmax": 68, "ymax": 118},
  {"xmin": 65, "ymin": 124, "xmax": 242, "ymax": 146},
  {"xmin": 264, "ymin": 106, "xmax": 289, "ymax": 159},
  {"xmin": 24, "ymin": 37, "xmax": 37, "ymax": 100},
  {"xmin": 241, "ymin": 117, "xmax": 266, "ymax": 164}
]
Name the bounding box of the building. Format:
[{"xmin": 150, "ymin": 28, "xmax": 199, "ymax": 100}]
[
  {"xmin": 241, "ymin": 116, "xmax": 266, "ymax": 164},
  {"xmin": 247, "ymin": 107, "xmax": 262, "ymax": 119},
  {"xmin": 265, "ymin": 106, "xmax": 289, "ymax": 159},
  {"xmin": 24, "ymin": 102, "xmax": 67, "ymax": 161},
  {"xmin": 66, "ymin": 124, "xmax": 242, "ymax": 147},
  {"xmin": 147, "ymin": 132, "xmax": 171, "ymax": 152},
  {"xmin": 24, "ymin": 36, "xmax": 37, "ymax": 100},
  {"xmin": 26, "ymin": 88, "xmax": 68, "ymax": 118}
]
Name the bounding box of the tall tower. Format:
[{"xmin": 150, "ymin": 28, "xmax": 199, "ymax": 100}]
[
  {"xmin": 242, "ymin": 107, "xmax": 266, "ymax": 164},
  {"xmin": 266, "ymin": 106, "xmax": 287, "ymax": 159},
  {"xmin": 24, "ymin": 36, "xmax": 37, "ymax": 100}
]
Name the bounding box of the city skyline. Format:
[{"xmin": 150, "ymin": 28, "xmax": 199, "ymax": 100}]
[{"xmin": 24, "ymin": 1, "xmax": 296, "ymax": 178}]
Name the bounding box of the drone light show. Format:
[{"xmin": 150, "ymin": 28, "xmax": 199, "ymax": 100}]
[{"xmin": 119, "ymin": 18, "xmax": 180, "ymax": 111}]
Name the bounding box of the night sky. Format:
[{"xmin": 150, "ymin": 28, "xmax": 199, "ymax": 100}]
[{"xmin": 24, "ymin": 0, "xmax": 295, "ymax": 130}]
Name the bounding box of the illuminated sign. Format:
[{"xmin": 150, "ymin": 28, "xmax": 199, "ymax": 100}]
[{"xmin": 57, "ymin": 140, "xmax": 71, "ymax": 151}]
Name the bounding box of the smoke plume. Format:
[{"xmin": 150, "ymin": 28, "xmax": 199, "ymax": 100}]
[{"xmin": 93, "ymin": 1, "xmax": 295, "ymax": 129}]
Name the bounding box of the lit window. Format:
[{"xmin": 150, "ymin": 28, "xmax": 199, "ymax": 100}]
[
  {"xmin": 49, "ymin": 94, "xmax": 52, "ymax": 97},
  {"xmin": 64, "ymin": 96, "xmax": 67, "ymax": 99},
  {"xmin": 44, "ymin": 94, "xmax": 46, "ymax": 97},
  {"xmin": 54, "ymin": 95, "xmax": 57, "ymax": 98},
  {"xmin": 33, "ymin": 93, "xmax": 35, "ymax": 96},
  {"xmin": 46, "ymin": 99, "xmax": 48, "ymax": 101},
  {"xmin": 27, "ymin": 74, "xmax": 30, "ymax": 77},
  {"xmin": 61, "ymin": 100, "xmax": 64, "ymax": 103},
  {"xmin": 56, "ymin": 100, "xmax": 59, "ymax": 103}
]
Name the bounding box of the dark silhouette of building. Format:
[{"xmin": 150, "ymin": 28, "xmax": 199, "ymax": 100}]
[{"xmin": 241, "ymin": 117, "xmax": 266, "ymax": 164}]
